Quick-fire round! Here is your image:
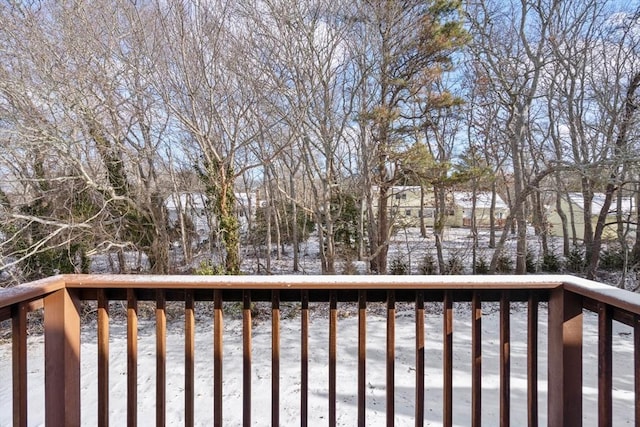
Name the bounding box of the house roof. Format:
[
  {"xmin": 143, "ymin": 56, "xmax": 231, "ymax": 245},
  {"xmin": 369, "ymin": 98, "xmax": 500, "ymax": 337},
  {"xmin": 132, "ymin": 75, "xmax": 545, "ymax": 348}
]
[
  {"xmin": 565, "ymin": 192, "xmax": 636, "ymax": 215},
  {"xmin": 453, "ymin": 192, "xmax": 508, "ymax": 210},
  {"xmin": 164, "ymin": 192, "xmax": 256, "ymax": 211},
  {"xmin": 164, "ymin": 193, "xmax": 208, "ymax": 211}
]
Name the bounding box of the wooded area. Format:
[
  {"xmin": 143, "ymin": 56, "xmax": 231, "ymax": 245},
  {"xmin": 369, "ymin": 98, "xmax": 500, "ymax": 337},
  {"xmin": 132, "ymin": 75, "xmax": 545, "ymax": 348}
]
[{"xmin": 0, "ymin": 0, "xmax": 639, "ymax": 283}]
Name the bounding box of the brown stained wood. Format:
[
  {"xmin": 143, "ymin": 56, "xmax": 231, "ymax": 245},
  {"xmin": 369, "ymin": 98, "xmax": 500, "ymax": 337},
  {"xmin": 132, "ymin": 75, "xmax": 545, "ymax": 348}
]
[
  {"xmin": 12, "ymin": 302, "xmax": 27, "ymax": 427},
  {"xmin": 156, "ymin": 290, "xmax": 166, "ymax": 427},
  {"xmin": 0, "ymin": 276, "xmax": 65, "ymax": 309},
  {"xmin": 500, "ymin": 292, "xmax": 510, "ymax": 427},
  {"xmin": 548, "ymin": 287, "xmax": 583, "ymax": 426},
  {"xmin": 358, "ymin": 290, "xmax": 366, "ymax": 427},
  {"xmin": 185, "ymin": 290, "xmax": 195, "ymax": 427},
  {"xmin": 415, "ymin": 291, "xmax": 425, "ymax": 427},
  {"xmin": 387, "ymin": 290, "xmax": 395, "ymax": 427},
  {"xmin": 527, "ymin": 293, "xmax": 538, "ymax": 427},
  {"xmin": 635, "ymin": 315, "xmax": 640, "ymax": 427},
  {"xmin": 127, "ymin": 288, "xmax": 138, "ymax": 427},
  {"xmin": 12, "ymin": 274, "xmax": 640, "ymax": 426},
  {"xmin": 443, "ymin": 291, "xmax": 453, "ymax": 427},
  {"xmin": 243, "ymin": 290, "xmax": 252, "ymax": 427},
  {"xmin": 272, "ymin": 291, "xmax": 280, "ymax": 427},
  {"xmin": 329, "ymin": 291, "xmax": 337, "ymax": 426},
  {"xmin": 214, "ymin": 290, "xmax": 223, "ymax": 427},
  {"xmin": 0, "ymin": 306, "xmax": 10, "ymax": 323},
  {"xmin": 598, "ymin": 303, "xmax": 612, "ymax": 427},
  {"xmin": 301, "ymin": 291, "xmax": 309, "ymax": 427},
  {"xmin": 471, "ymin": 292, "xmax": 481, "ymax": 427},
  {"xmin": 97, "ymin": 290, "xmax": 110, "ymax": 427},
  {"xmin": 44, "ymin": 288, "xmax": 81, "ymax": 427},
  {"xmin": 62, "ymin": 274, "xmax": 564, "ymax": 293}
]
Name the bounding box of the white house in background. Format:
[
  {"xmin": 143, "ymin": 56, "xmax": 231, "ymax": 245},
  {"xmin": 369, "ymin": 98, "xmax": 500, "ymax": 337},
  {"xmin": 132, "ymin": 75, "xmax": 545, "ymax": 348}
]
[
  {"xmin": 454, "ymin": 191, "xmax": 508, "ymax": 228},
  {"xmin": 164, "ymin": 192, "xmax": 257, "ymax": 243},
  {"xmin": 547, "ymin": 192, "xmax": 637, "ymax": 240},
  {"xmin": 373, "ymin": 186, "xmax": 508, "ymax": 228}
]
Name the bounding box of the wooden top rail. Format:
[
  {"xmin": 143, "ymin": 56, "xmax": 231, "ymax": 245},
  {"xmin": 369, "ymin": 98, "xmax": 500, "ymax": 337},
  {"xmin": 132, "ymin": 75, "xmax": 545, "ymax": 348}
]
[
  {"xmin": 0, "ymin": 275, "xmax": 65, "ymax": 311},
  {"xmin": 2, "ymin": 273, "xmax": 640, "ymax": 316},
  {"xmin": 61, "ymin": 273, "xmax": 567, "ymax": 290},
  {"xmin": 562, "ymin": 275, "xmax": 640, "ymax": 316}
]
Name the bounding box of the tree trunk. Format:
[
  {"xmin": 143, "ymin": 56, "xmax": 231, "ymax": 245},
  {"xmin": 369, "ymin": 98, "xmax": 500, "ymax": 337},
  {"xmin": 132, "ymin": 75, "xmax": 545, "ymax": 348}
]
[
  {"xmin": 489, "ymin": 182, "xmax": 497, "ymax": 248},
  {"xmin": 265, "ymin": 201, "xmax": 272, "ymax": 275},
  {"xmin": 420, "ymin": 186, "xmax": 427, "ymax": 238},
  {"xmin": 290, "ymin": 174, "xmax": 299, "ymax": 272},
  {"xmin": 489, "ymin": 215, "xmax": 514, "ymax": 274},
  {"xmin": 471, "ymin": 185, "xmax": 478, "ymax": 273},
  {"xmin": 434, "ymin": 186, "xmax": 446, "ymax": 274},
  {"xmin": 371, "ymin": 184, "xmax": 390, "ymax": 274}
]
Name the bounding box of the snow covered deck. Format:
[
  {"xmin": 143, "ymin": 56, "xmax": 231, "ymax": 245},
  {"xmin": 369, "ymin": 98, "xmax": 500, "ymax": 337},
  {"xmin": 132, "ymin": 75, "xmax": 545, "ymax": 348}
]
[{"xmin": 1, "ymin": 274, "xmax": 639, "ymax": 426}]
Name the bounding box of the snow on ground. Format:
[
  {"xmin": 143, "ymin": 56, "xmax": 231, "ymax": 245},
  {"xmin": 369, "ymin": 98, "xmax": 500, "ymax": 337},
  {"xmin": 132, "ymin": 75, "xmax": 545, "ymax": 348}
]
[
  {"xmin": 0, "ymin": 305, "xmax": 635, "ymax": 426},
  {"xmin": 0, "ymin": 227, "xmax": 637, "ymax": 425},
  {"xmin": 238, "ymin": 227, "xmax": 524, "ymax": 276}
]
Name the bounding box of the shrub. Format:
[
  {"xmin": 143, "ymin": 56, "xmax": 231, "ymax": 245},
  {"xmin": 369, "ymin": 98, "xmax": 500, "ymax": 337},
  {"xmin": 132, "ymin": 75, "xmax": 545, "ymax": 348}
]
[
  {"xmin": 390, "ymin": 257, "xmax": 409, "ymax": 275},
  {"xmin": 565, "ymin": 246, "xmax": 586, "ymax": 273},
  {"xmin": 474, "ymin": 257, "xmax": 490, "ymax": 274},
  {"xmin": 419, "ymin": 253, "xmax": 437, "ymax": 275},
  {"xmin": 495, "ymin": 253, "xmax": 513, "ymax": 273},
  {"xmin": 541, "ymin": 252, "xmax": 562, "ymax": 272},
  {"xmin": 194, "ymin": 260, "xmax": 225, "ymax": 275},
  {"xmin": 599, "ymin": 245, "xmax": 626, "ymax": 271},
  {"xmin": 445, "ymin": 255, "xmax": 463, "ymax": 275},
  {"xmin": 526, "ymin": 248, "xmax": 537, "ymax": 273},
  {"xmin": 341, "ymin": 257, "xmax": 359, "ymax": 275}
]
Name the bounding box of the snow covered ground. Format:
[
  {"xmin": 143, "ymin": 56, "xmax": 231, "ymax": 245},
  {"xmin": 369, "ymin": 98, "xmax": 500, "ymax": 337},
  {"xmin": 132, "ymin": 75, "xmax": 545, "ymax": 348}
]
[
  {"xmin": 0, "ymin": 227, "xmax": 637, "ymax": 425},
  {"xmin": 0, "ymin": 304, "xmax": 635, "ymax": 426}
]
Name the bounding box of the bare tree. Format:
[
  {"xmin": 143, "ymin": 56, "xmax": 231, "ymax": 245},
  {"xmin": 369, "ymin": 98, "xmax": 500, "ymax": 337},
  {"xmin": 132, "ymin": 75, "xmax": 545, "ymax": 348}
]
[
  {"xmin": 0, "ymin": 1, "xmax": 175, "ymax": 277},
  {"xmin": 467, "ymin": 0, "xmax": 559, "ymax": 273},
  {"xmin": 151, "ymin": 0, "xmax": 273, "ymax": 274},
  {"xmin": 240, "ymin": 0, "xmax": 362, "ymax": 273}
]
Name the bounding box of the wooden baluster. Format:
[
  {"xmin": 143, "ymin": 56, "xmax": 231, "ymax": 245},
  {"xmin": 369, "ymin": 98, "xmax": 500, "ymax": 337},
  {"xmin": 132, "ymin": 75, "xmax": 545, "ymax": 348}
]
[
  {"xmin": 243, "ymin": 290, "xmax": 252, "ymax": 427},
  {"xmin": 272, "ymin": 291, "xmax": 280, "ymax": 426},
  {"xmin": 214, "ymin": 290, "xmax": 223, "ymax": 427},
  {"xmin": 443, "ymin": 291, "xmax": 453, "ymax": 427},
  {"xmin": 98, "ymin": 290, "xmax": 110, "ymax": 427},
  {"xmin": 500, "ymin": 291, "xmax": 510, "ymax": 427},
  {"xmin": 185, "ymin": 290, "xmax": 195, "ymax": 427},
  {"xmin": 387, "ymin": 290, "xmax": 396, "ymax": 427},
  {"xmin": 527, "ymin": 293, "xmax": 538, "ymax": 427},
  {"xmin": 12, "ymin": 302, "xmax": 28, "ymax": 427},
  {"xmin": 329, "ymin": 291, "xmax": 337, "ymax": 426},
  {"xmin": 471, "ymin": 291, "xmax": 482, "ymax": 427},
  {"xmin": 598, "ymin": 302, "xmax": 612, "ymax": 427},
  {"xmin": 301, "ymin": 290, "xmax": 309, "ymax": 427},
  {"xmin": 156, "ymin": 290, "xmax": 166, "ymax": 427},
  {"xmin": 127, "ymin": 288, "xmax": 138, "ymax": 427},
  {"xmin": 415, "ymin": 291, "xmax": 425, "ymax": 427},
  {"xmin": 358, "ymin": 290, "xmax": 366, "ymax": 427}
]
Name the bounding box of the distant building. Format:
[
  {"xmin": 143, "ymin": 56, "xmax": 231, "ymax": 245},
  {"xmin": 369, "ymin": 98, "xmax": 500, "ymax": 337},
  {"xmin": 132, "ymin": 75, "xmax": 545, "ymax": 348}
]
[
  {"xmin": 374, "ymin": 186, "xmax": 508, "ymax": 228},
  {"xmin": 164, "ymin": 192, "xmax": 256, "ymax": 243},
  {"xmin": 455, "ymin": 191, "xmax": 508, "ymax": 228},
  {"xmin": 164, "ymin": 192, "xmax": 209, "ymax": 246},
  {"xmin": 547, "ymin": 192, "xmax": 637, "ymax": 240}
]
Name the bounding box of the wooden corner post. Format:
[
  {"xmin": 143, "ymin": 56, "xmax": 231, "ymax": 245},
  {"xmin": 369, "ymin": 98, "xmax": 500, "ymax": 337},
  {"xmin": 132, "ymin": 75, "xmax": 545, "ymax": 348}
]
[
  {"xmin": 44, "ymin": 287, "xmax": 81, "ymax": 427},
  {"xmin": 548, "ymin": 286, "xmax": 583, "ymax": 427}
]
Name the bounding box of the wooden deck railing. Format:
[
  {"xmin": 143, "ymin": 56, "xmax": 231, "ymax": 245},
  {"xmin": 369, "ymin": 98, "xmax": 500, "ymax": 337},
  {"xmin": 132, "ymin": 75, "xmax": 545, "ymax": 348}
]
[{"xmin": 1, "ymin": 274, "xmax": 639, "ymax": 426}]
